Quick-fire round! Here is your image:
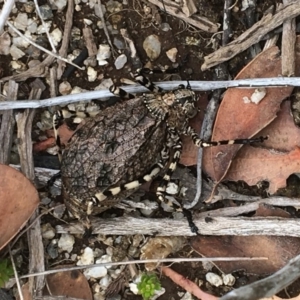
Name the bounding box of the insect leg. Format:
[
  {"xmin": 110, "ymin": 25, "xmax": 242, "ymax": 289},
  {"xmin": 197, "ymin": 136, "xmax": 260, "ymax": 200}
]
[
  {"xmin": 109, "ymin": 85, "xmax": 135, "ymax": 100},
  {"xmin": 93, "ymin": 146, "xmax": 170, "ymax": 203},
  {"xmin": 184, "ymin": 126, "xmax": 267, "ymax": 147},
  {"xmin": 134, "ymin": 69, "xmax": 164, "ymax": 93}
]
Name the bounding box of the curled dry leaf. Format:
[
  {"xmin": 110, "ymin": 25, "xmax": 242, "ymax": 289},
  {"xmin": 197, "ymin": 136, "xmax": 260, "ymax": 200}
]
[
  {"xmin": 140, "ymin": 237, "xmax": 186, "ymax": 271},
  {"xmin": 191, "ymin": 235, "xmax": 300, "ymax": 275},
  {"xmin": 44, "ymin": 269, "xmax": 93, "ymax": 300},
  {"xmin": 202, "ymin": 46, "xmax": 294, "ymax": 183},
  {"xmin": 0, "ymin": 164, "xmax": 39, "ymax": 250}
]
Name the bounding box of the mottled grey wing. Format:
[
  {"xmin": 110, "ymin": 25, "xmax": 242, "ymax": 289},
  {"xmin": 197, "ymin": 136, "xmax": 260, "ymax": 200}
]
[{"xmin": 61, "ymin": 97, "xmax": 166, "ymax": 202}]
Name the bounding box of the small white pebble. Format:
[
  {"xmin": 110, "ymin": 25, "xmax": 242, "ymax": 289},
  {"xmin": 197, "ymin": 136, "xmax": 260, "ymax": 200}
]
[
  {"xmin": 84, "ymin": 18, "xmax": 93, "ymax": 25},
  {"xmin": 250, "ymin": 88, "xmax": 267, "ymax": 104},
  {"xmin": 41, "ymin": 223, "xmax": 55, "ymax": 240},
  {"xmin": 99, "ymin": 275, "xmax": 111, "ymax": 288},
  {"xmin": 77, "ymin": 247, "xmax": 94, "ymax": 265},
  {"xmin": 206, "ymin": 272, "xmax": 223, "ymax": 287},
  {"xmin": 58, "ymin": 233, "xmax": 75, "ymax": 253},
  {"xmin": 87, "ymin": 66, "xmax": 97, "ymax": 82},
  {"xmin": 222, "ymin": 273, "xmax": 236, "ymax": 286},
  {"xmin": 84, "ymin": 265, "xmax": 107, "ymax": 279},
  {"xmin": 59, "ymin": 81, "xmax": 72, "ymax": 95},
  {"xmin": 50, "ymin": 28, "xmax": 62, "ymax": 47}
]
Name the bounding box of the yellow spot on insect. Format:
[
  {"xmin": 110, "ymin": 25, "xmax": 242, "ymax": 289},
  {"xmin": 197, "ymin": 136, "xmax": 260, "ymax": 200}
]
[
  {"xmin": 95, "ymin": 192, "xmax": 107, "ymax": 201},
  {"xmin": 124, "ymin": 181, "xmax": 139, "ymax": 189}
]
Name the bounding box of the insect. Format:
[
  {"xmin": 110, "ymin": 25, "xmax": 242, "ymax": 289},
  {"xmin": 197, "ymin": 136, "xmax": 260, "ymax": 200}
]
[{"xmin": 54, "ymin": 70, "xmax": 266, "ymax": 233}]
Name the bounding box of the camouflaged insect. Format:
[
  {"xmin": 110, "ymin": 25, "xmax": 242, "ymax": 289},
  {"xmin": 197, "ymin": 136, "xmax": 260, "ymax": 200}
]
[{"xmin": 56, "ymin": 73, "xmax": 266, "ymax": 232}]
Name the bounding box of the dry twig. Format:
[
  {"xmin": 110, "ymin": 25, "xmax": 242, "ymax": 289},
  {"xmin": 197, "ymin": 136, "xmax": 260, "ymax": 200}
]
[{"xmin": 201, "ymin": 1, "xmax": 300, "ymax": 70}]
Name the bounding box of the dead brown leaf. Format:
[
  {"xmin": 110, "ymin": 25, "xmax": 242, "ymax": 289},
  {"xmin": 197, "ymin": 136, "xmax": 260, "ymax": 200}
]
[
  {"xmin": 191, "ymin": 235, "xmax": 300, "ymax": 275},
  {"xmin": 204, "ymin": 96, "xmax": 300, "ymax": 195},
  {"xmin": 44, "ymin": 269, "xmax": 93, "ymax": 300},
  {"xmin": 203, "ymin": 46, "xmax": 293, "ymax": 182},
  {"xmin": 0, "ymin": 164, "xmax": 39, "ymax": 250}
]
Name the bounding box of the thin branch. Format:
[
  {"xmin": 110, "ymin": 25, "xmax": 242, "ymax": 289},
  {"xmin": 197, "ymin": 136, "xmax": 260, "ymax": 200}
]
[
  {"xmin": 0, "ymin": 0, "xmax": 15, "ymax": 33},
  {"xmin": 19, "ymin": 256, "xmax": 267, "ymax": 279},
  {"xmin": 9, "ymin": 245, "xmax": 23, "ymax": 300},
  {"xmin": 33, "ymin": 0, "xmax": 57, "ymax": 53},
  {"xmin": 220, "ymin": 253, "xmax": 300, "ymax": 300},
  {"xmin": 1, "ymin": 77, "xmax": 300, "ymax": 110},
  {"xmin": 6, "ymin": 21, "xmax": 83, "ymax": 70}
]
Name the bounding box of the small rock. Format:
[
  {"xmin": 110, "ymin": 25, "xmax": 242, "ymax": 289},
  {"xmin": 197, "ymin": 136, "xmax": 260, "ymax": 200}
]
[
  {"xmin": 39, "ymin": 5, "xmax": 53, "ymax": 20},
  {"xmin": 166, "ymin": 182, "xmax": 179, "ymax": 195},
  {"xmin": 143, "ymin": 34, "xmax": 161, "ymax": 61},
  {"xmin": 13, "ymin": 35, "xmax": 31, "ymax": 49},
  {"xmin": 28, "ymin": 59, "xmax": 41, "ymax": 68},
  {"xmin": 113, "ymin": 36, "xmax": 125, "ymax": 49},
  {"xmin": 105, "ymin": 0, "xmax": 122, "ymax": 13},
  {"xmin": 84, "ymin": 56, "xmax": 98, "ymax": 67},
  {"xmin": 161, "ymin": 22, "xmax": 171, "ymax": 31},
  {"xmin": 14, "ymin": 13, "xmax": 28, "ymax": 31},
  {"xmin": 58, "ymin": 233, "xmax": 75, "ymax": 252},
  {"xmin": 87, "ymin": 66, "xmax": 97, "ymax": 82},
  {"xmin": 11, "ymin": 60, "xmax": 25, "ymax": 70},
  {"xmin": 37, "ymin": 21, "xmax": 52, "ymax": 34},
  {"xmin": 206, "ymin": 272, "xmax": 223, "ymax": 287},
  {"xmin": 94, "ymin": 293, "xmax": 105, "ymax": 300},
  {"xmin": 114, "ymin": 54, "xmax": 127, "ymax": 69},
  {"xmin": 0, "ymin": 32, "xmax": 11, "ymax": 55},
  {"xmin": 53, "ymin": 204, "xmax": 65, "ymax": 219},
  {"xmin": 95, "ymin": 78, "xmax": 114, "ymax": 90},
  {"xmin": 180, "ymin": 292, "xmax": 193, "ymax": 300},
  {"xmin": 50, "ymin": 28, "xmax": 62, "ymax": 47},
  {"xmin": 41, "ymin": 223, "xmax": 56, "ymax": 239},
  {"xmin": 140, "ymin": 199, "xmax": 157, "ymax": 216},
  {"xmin": 41, "ymin": 196, "xmax": 51, "ymax": 205},
  {"xmin": 23, "ymin": 2, "xmax": 35, "ymax": 13},
  {"xmin": 49, "ymin": 0, "xmax": 67, "ymax": 10},
  {"xmin": 27, "ymin": 20, "xmax": 38, "ymax": 33},
  {"xmin": 97, "ymin": 44, "xmax": 111, "ymax": 66},
  {"xmin": 96, "ymin": 254, "xmax": 112, "ymax": 269},
  {"xmin": 47, "ymin": 239, "xmax": 58, "ymax": 259},
  {"xmin": 59, "ymin": 81, "xmax": 72, "ymax": 95},
  {"xmin": 166, "ymin": 47, "xmax": 178, "ymax": 63},
  {"xmin": 250, "ymin": 88, "xmax": 266, "ymax": 104},
  {"xmin": 77, "ymin": 247, "xmax": 94, "ymax": 265},
  {"xmin": 84, "ymin": 265, "xmax": 107, "ymax": 279},
  {"xmin": 75, "ymin": 4, "xmax": 81, "ymax": 11},
  {"xmin": 222, "ymin": 273, "xmax": 236, "ymax": 286},
  {"xmin": 99, "ymin": 275, "xmax": 111, "ymax": 289},
  {"xmin": 10, "ymin": 45, "xmax": 25, "ymax": 60},
  {"xmin": 83, "ymin": 18, "xmax": 93, "ymax": 25}
]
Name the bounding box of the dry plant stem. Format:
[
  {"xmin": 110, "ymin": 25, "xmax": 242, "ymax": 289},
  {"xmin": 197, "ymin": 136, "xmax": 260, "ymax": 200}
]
[
  {"xmin": 82, "ymin": 27, "xmax": 98, "ymax": 56},
  {"xmin": 35, "ymin": 297, "xmax": 86, "ymax": 300},
  {"xmin": 16, "ymin": 86, "xmax": 45, "ymax": 297},
  {"xmin": 201, "ymin": 1, "xmax": 300, "ymax": 70},
  {"xmin": 9, "ymin": 245, "xmax": 23, "ymax": 300},
  {"xmin": 222, "ymin": 0, "xmax": 232, "ymax": 46},
  {"xmin": 198, "ymin": 197, "xmax": 300, "ymax": 218},
  {"xmin": 56, "ymin": 216, "xmax": 300, "ymax": 236},
  {"xmin": 0, "ymin": 81, "xmax": 18, "ymax": 164},
  {"xmin": 281, "ymin": 0, "xmax": 296, "ymax": 76},
  {"xmin": 49, "ymin": 67, "xmax": 57, "ymax": 98},
  {"xmin": 57, "ymin": 0, "xmax": 74, "ymax": 79},
  {"xmin": 97, "ymin": 0, "xmax": 115, "ymax": 59},
  {"xmin": 0, "ymin": 0, "xmax": 14, "ymax": 33},
  {"xmin": 147, "ymin": 0, "xmax": 219, "ymax": 32},
  {"xmin": 220, "ymin": 253, "xmax": 300, "ymax": 300},
  {"xmin": 19, "ymin": 257, "xmax": 267, "ymax": 279},
  {"xmin": 6, "ymin": 21, "xmax": 82, "ymax": 71},
  {"xmin": 191, "ymin": 65, "xmax": 229, "ymax": 209},
  {"xmin": 2, "ymin": 77, "xmax": 300, "ymax": 110},
  {"xmin": 33, "ymin": 0, "xmax": 57, "ymax": 53}
]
